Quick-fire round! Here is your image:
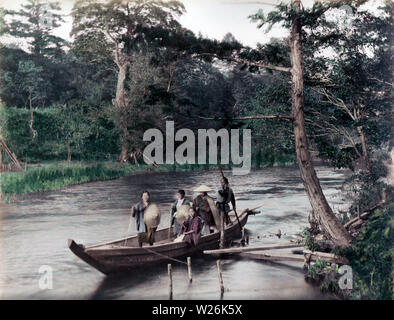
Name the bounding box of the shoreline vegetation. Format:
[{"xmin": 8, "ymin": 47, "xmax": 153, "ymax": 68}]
[
  {"xmin": 0, "ymin": 157, "xmax": 296, "ymax": 202},
  {"xmin": 0, "ymin": 0, "xmax": 391, "ymax": 301}
]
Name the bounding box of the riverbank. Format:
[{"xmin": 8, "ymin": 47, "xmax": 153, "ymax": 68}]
[{"xmin": 0, "ymin": 159, "xmax": 297, "ymax": 202}]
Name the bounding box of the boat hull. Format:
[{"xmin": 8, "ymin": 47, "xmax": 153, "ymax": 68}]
[{"xmin": 68, "ymin": 211, "xmax": 249, "ymax": 274}]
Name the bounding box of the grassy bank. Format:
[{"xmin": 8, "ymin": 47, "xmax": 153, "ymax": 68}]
[
  {"xmin": 0, "ymin": 159, "xmax": 296, "ymax": 202},
  {"xmin": 0, "ymin": 162, "xmax": 141, "ymax": 201}
]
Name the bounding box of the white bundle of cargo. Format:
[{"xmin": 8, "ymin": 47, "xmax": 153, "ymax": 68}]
[
  {"xmin": 175, "ymin": 204, "xmax": 191, "ymax": 224},
  {"xmin": 144, "ymin": 203, "xmax": 161, "ymax": 228}
]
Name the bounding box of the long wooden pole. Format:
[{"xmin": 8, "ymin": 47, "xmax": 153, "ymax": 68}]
[
  {"xmin": 168, "ymin": 210, "xmax": 173, "ymax": 240},
  {"xmin": 187, "ymin": 257, "xmax": 192, "ymax": 283},
  {"xmin": 219, "ymin": 210, "xmax": 225, "ymax": 249},
  {"xmin": 168, "ymin": 264, "xmax": 173, "ymax": 300},
  {"xmin": 233, "ymin": 208, "xmax": 242, "ymax": 233},
  {"xmin": 242, "ymin": 252, "xmax": 305, "ymax": 262},
  {"xmin": 204, "ymin": 243, "xmax": 303, "ymax": 255},
  {"xmin": 216, "ymin": 260, "xmax": 224, "ymax": 295},
  {"xmin": 230, "ymin": 250, "xmax": 348, "ymax": 265}
]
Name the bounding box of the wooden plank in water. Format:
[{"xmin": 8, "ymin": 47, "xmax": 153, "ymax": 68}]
[
  {"xmin": 241, "ymin": 250, "xmax": 348, "ymax": 265},
  {"xmin": 203, "ymin": 243, "xmax": 303, "ymax": 255},
  {"xmin": 303, "ymin": 250, "xmax": 349, "ymax": 265},
  {"xmin": 241, "ymin": 251, "xmax": 305, "ymax": 262}
]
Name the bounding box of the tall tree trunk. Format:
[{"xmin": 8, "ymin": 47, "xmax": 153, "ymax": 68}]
[
  {"xmin": 29, "ymin": 91, "xmax": 38, "ymax": 142},
  {"xmin": 356, "ymin": 126, "xmax": 371, "ymax": 171},
  {"xmin": 67, "ymin": 141, "xmax": 71, "ymax": 163},
  {"xmin": 104, "ymin": 32, "xmax": 131, "ymax": 162},
  {"xmin": 290, "ymin": 0, "xmax": 352, "ymax": 247},
  {"xmin": 114, "ymin": 59, "xmax": 130, "ymax": 163},
  {"xmin": 0, "ymin": 149, "xmax": 2, "ymax": 200},
  {"xmin": 114, "ymin": 63, "xmax": 128, "ymax": 110},
  {"xmin": 0, "ymin": 143, "xmax": 2, "ymax": 170}
]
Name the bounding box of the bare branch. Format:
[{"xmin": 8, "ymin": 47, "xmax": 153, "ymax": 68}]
[
  {"xmin": 198, "ymin": 114, "xmax": 293, "ymax": 121},
  {"xmin": 315, "ymin": 88, "xmax": 356, "ymax": 120},
  {"xmin": 305, "ymin": 117, "xmax": 363, "ymax": 159},
  {"xmin": 368, "ymin": 77, "xmax": 394, "ymax": 88},
  {"xmin": 195, "ymin": 53, "xmax": 292, "ymax": 73}
]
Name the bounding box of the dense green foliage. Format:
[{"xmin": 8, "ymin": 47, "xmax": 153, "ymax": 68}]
[
  {"xmin": 0, "ymin": 104, "xmax": 120, "ymax": 162},
  {"xmin": 239, "ymin": 73, "xmax": 295, "ymax": 166},
  {"xmin": 303, "ymin": 203, "xmax": 393, "ymax": 299},
  {"xmin": 0, "ymin": 0, "xmax": 392, "ymax": 300},
  {"xmin": 250, "ymin": 0, "xmax": 393, "ymax": 300},
  {"xmin": 336, "ymin": 206, "xmax": 393, "ymax": 300},
  {"xmin": 248, "ymin": 0, "xmax": 393, "ymax": 172}
]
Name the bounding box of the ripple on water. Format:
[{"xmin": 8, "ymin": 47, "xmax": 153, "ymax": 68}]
[{"xmin": 0, "ymin": 166, "xmax": 350, "ymax": 299}]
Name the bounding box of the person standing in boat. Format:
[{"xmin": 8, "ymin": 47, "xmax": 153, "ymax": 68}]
[
  {"xmin": 192, "ymin": 185, "xmax": 214, "ymax": 235},
  {"xmin": 181, "ymin": 207, "xmax": 203, "ymax": 246},
  {"xmin": 131, "ymin": 190, "xmax": 156, "ymax": 247},
  {"xmin": 216, "ymin": 177, "xmax": 236, "ymax": 226},
  {"xmin": 170, "ymin": 189, "xmax": 189, "ymax": 236}
]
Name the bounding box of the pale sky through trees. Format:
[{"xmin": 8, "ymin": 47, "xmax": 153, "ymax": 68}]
[
  {"xmin": 0, "ymin": 0, "xmax": 291, "ymax": 48},
  {"xmin": 0, "ymin": 0, "xmax": 384, "ymax": 48}
]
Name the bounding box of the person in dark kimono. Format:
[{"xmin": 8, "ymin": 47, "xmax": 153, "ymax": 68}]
[
  {"xmin": 181, "ymin": 208, "xmax": 203, "ymax": 246},
  {"xmin": 192, "ymin": 185, "xmax": 214, "ymax": 235},
  {"xmin": 131, "ymin": 190, "xmax": 156, "ymax": 247},
  {"xmin": 170, "ymin": 189, "xmax": 190, "ymax": 236},
  {"xmin": 216, "ymin": 177, "xmax": 236, "ymax": 225}
]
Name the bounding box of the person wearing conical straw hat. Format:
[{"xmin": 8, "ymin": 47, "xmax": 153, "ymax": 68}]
[
  {"xmin": 192, "ymin": 185, "xmax": 214, "ymax": 236},
  {"xmin": 170, "ymin": 189, "xmax": 190, "ymax": 236}
]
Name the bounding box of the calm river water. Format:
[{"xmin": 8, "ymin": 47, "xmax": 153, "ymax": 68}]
[{"xmin": 0, "ymin": 166, "xmax": 350, "ymax": 299}]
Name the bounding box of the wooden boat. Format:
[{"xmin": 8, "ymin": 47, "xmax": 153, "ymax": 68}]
[{"xmin": 68, "ymin": 209, "xmax": 255, "ymax": 275}]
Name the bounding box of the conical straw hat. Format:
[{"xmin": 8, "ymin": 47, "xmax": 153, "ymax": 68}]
[
  {"xmin": 175, "ymin": 204, "xmax": 191, "ymax": 224},
  {"xmin": 193, "ymin": 185, "xmax": 212, "ymax": 192},
  {"xmin": 144, "ymin": 203, "xmax": 161, "ymax": 228}
]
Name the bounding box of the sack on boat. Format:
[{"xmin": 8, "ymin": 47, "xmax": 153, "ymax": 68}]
[
  {"xmin": 175, "ymin": 204, "xmax": 190, "ymax": 224},
  {"xmin": 144, "ymin": 203, "xmax": 161, "ymax": 228}
]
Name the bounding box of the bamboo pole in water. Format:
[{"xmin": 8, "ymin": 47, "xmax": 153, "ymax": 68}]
[
  {"xmin": 217, "ymin": 260, "xmax": 224, "ymax": 295},
  {"xmin": 187, "ymin": 257, "xmax": 192, "ymax": 283},
  {"xmin": 168, "ymin": 264, "xmax": 173, "ymax": 300}
]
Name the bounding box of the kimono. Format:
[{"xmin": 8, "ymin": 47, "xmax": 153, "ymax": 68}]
[
  {"xmin": 181, "ymin": 213, "xmax": 203, "ymax": 246},
  {"xmin": 216, "ymin": 187, "xmax": 235, "ymax": 224},
  {"xmin": 132, "ymin": 201, "xmax": 147, "ymax": 233},
  {"xmin": 132, "ymin": 201, "xmax": 156, "ymax": 246},
  {"xmin": 192, "ymin": 194, "xmax": 213, "ymax": 233}
]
